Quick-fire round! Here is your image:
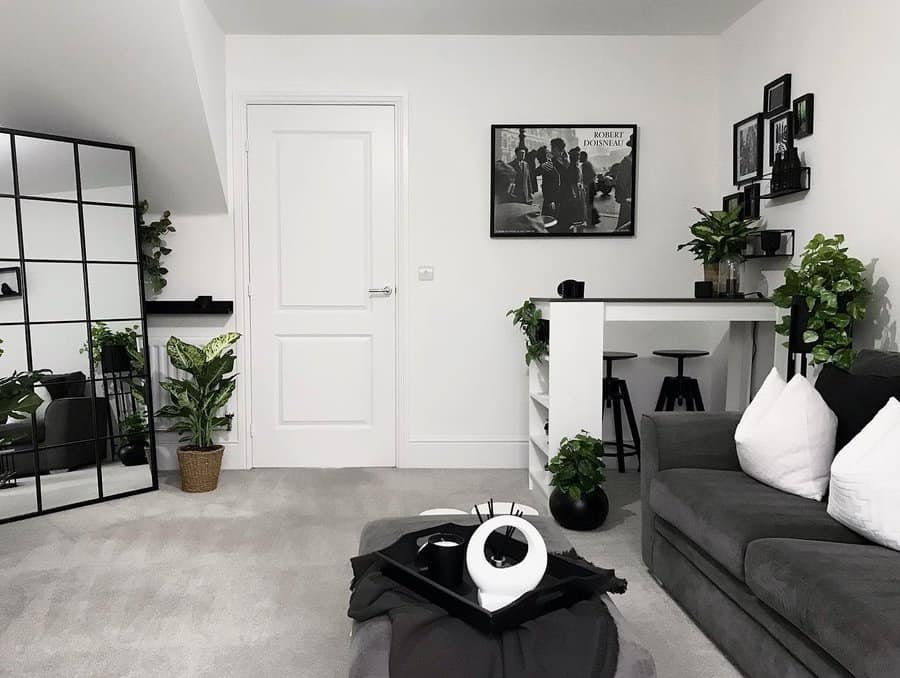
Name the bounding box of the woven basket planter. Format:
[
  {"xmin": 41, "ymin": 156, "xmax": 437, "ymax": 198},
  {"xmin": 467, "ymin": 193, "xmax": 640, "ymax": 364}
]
[{"xmin": 177, "ymin": 445, "xmax": 224, "ymax": 493}]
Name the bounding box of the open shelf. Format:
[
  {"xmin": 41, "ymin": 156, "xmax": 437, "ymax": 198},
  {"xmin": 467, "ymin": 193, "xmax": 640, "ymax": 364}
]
[
  {"xmin": 529, "ymin": 392, "xmax": 550, "ymax": 409},
  {"xmin": 146, "ymin": 298, "xmax": 234, "ymax": 315},
  {"xmin": 744, "ymin": 229, "xmax": 795, "ymax": 259},
  {"xmin": 529, "ymin": 433, "xmax": 550, "ymax": 458}
]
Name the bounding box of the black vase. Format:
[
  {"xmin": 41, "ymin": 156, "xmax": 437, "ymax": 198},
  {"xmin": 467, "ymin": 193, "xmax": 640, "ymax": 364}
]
[
  {"xmin": 760, "ymin": 231, "xmax": 782, "ymax": 257},
  {"xmin": 549, "ymin": 486, "xmax": 609, "ymax": 531}
]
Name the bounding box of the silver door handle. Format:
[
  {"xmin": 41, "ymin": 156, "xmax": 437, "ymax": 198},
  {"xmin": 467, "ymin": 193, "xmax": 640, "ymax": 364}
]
[{"xmin": 368, "ymin": 286, "xmax": 393, "ymax": 296}]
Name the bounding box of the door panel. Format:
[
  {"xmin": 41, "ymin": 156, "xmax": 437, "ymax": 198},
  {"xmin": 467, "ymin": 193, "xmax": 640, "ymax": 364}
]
[{"xmin": 248, "ymin": 104, "xmax": 396, "ymax": 467}]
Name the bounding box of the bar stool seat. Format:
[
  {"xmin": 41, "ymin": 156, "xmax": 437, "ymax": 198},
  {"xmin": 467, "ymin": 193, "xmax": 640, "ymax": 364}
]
[
  {"xmin": 652, "ymin": 349, "xmax": 708, "ymax": 412},
  {"xmin": 602, "ymin": 351, "xmax": 640, "ymax": 472}
]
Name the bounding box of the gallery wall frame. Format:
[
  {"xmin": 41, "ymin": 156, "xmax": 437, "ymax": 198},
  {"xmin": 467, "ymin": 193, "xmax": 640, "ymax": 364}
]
[
  {"xmin": 763, "ymin": 74, "xmax": 792, "ymax": 118},
  {"xmin": 490, "ymin": 124, "xmax": 638, "ymax": 238},
  {"xmin": 733, "ymin": 113, "xmax": 764, "ymax": 186},
  {"xmin": 793, "ymin": 93, "xmax": 814, "ymax": 138}
]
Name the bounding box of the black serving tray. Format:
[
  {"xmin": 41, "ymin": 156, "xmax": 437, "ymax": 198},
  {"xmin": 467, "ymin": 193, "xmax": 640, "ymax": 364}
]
[{"xmin": 374, "ymin": 522, "xmax": 626, "ymax": 635}]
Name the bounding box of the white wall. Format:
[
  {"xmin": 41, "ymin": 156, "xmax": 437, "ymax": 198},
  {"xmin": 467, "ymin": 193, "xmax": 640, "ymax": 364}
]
[
  {"xmin": 226, "ymin": 35, "xmax": 732, "ymax": 468},
  {"xmin": 718, "ymin": 0, "xmax": 900, "ymax": 351}
]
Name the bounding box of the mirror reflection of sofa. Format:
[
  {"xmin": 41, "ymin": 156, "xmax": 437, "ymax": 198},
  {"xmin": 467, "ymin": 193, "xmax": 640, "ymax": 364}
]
[{"xmin": 1, "ymin": 371, "xmax": 110, "ymax": 476}]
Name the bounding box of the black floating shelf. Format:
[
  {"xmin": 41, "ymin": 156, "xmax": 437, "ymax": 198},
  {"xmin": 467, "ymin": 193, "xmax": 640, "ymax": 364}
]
[
  {"xmin": 146, "ymin": 297, "xmax": 233, "ymax": 315},
  {"xmin": 760, "ymin": 167, "xmax": 811, "ymax": 199}
]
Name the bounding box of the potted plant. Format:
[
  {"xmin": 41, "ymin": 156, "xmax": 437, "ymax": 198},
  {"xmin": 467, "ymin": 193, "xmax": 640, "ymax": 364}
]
[
  {"xmin": 117, "ymin": 411, "xmax": 149, "ymax": 466},
  {"xmin": 81, "ymin": 322, "xmax": 141, "ymax": 373},
  {"xmin": 156, "ymin": 332, "xmax": 240, "ymax": 492},
  {"xmin": 677, "ymin": 206, "xmax": 759, "ymax": 294},
  {"xmin": 507, "ymin": 299, "xmax": 549, "ymax": 365},
  {"xmin": 545, "ymin": 430, "xmax": 609, "ymax": 531},
  {"xmin": 771, "ymin": 233, "xmax": 869, "ymax": 369},
  {"xmin": 0, "ymin": 338, "xmax": 49, "ymax": 460}
]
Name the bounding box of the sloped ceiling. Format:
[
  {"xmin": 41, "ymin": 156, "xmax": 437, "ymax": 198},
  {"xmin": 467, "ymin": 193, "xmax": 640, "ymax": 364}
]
[{"xmin": 0, "ymin": 0, "xmax": 226, "ymax": 215}]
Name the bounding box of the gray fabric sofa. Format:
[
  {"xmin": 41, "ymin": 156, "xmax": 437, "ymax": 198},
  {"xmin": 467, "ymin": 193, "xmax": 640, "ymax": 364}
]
[{"xmin": 641, "ymin": 350, "xmax": 900, "ymax": 678}]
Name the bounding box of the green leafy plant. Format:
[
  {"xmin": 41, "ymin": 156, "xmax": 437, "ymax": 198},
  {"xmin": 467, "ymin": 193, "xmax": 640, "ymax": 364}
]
[
  {"xmin": 138, "ymin": 201, "xmax": 175, "ymax": 295},
  {"xmin": 0, "ymin": 338, "xmax": 49, "ymax": 445},
  {"xmin": 80, "ymin": 322, "xmax": 141, "ymax": 368},
  {"xmin": 677, "ymin": 206, "xmax": 759, "ymax": 264},
  {"xmin": 156, "ymin": 333, "xmax": 240, "ymax": 449},
  {"xmin": 507, "ymin": 299, "xmax": 548, "ymax": 365},
  {"xmin": 119, "ymin": 411, "xmax": 148, "ymax": 447},
  {"xmin": 545, "ymin": 430, "xmax": 606, "ymax": 500},
  {"xmin": 771, "ymin": 233, "xmax": 869, "ymax": 369}
]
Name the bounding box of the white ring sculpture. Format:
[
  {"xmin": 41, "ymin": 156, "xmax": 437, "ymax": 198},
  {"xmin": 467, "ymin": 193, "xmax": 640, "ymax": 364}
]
[{"xmin": 465, "ymin": 515, "xmax": 548, "ymax": 611}]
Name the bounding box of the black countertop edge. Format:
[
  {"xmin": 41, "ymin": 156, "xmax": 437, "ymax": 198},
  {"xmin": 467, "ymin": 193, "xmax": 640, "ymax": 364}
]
[{"xmin": 529, "ymin": 297, "xmax": 773, "ymax": 303}]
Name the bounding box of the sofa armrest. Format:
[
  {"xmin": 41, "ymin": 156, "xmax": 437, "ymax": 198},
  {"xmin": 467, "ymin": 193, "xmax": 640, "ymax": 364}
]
[{"xmin": 640, "ymin": 412, "xmax": 742, "ymax": 568}]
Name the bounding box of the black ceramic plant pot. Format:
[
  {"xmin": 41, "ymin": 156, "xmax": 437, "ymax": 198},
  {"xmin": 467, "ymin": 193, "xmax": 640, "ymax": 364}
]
[
  {"xmin": 119, "ymin": 441, "xmax": 148, "ymax": 466},
  {"xmin": 760, "ymin": 231, "xmax": 782, "ymax": 257},
  {"xmin": 549, "ymin": 486, "xmax": 609, "ymax": 531},
  {"xmin": 101, "ymin": 344, "xmax": 132, "ymax": 373}
]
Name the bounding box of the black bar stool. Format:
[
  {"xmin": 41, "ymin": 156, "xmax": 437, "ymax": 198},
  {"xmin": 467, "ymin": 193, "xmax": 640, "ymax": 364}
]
[
  {"xmin": 602, "ymin": 351, "xmax": 641, "ymax": 473},
  {"xmin": 653, "ymin": 350, "xmax": 708, "ymax": 412}
]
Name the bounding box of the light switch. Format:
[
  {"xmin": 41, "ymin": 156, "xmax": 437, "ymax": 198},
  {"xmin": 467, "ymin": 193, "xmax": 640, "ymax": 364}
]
[{"xmin": 418, "ymin": 266, "xmax": 434, "ymax": 281}]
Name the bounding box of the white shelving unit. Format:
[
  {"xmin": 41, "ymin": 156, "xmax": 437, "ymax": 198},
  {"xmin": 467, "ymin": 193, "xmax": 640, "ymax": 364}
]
[{"xmin": 527, "ymin": 301, "xmax": 607, "ymax": 498}]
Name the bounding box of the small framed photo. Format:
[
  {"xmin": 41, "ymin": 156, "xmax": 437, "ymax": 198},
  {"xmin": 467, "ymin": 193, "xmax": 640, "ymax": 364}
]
[
  {"xmin": 723, "ymin": 192, "xmax": 743, "ymax": 215},
  {"xmin": 733, "ymin": 113, "xmax": 764, "ymax": 186},
  {"xmin": 793, "ymin": 93, "xmax": 814, "ymax": 138},
  {"xmin": 0, "ymin": 266, "xmax": 21, "ymax": 298},
  {"xmin": 769, "ymin": 111, "xmax": 794, "ymax": 165},
  {"xmin": 742, "ymin": 183, "xmax": 761, "ymax": 219},
  {"xmin": 763, "ymin": 74, "xmax": 791, "ymax": 118}
]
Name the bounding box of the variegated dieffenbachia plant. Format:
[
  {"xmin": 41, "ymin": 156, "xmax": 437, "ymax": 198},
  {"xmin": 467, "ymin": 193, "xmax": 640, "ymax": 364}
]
[{"xmin": 156, "ymin": 333, "xmax": 240, "ymax": 449}]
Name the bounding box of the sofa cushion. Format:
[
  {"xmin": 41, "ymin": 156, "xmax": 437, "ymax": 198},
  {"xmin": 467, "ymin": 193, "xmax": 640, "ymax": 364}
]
[
  {"xmin": 852, "ymin": 349, "xmax": 900, "ymax": 377},
  {"xmin": 815, "ymin": 365, "xmax": 900, "ymax": 450},
  {"xmin": 649, "ymin": 469, "xmax": 866, "ymax": 580},
  {"xmin": 745, "ymin": 538, "xmax": 900, "ymax": 678}
]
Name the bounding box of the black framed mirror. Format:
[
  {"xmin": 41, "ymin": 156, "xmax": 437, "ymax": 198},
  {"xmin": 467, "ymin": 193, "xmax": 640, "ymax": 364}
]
[{"xmin": 0, "ymin": 128, "xmax": 157, "ymax": 523}]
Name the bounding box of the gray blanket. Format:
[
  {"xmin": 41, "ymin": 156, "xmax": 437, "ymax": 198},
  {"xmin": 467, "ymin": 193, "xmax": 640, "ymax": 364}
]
[{"xmin": 349, "ymin": 516, "xmax": 656, "ymax": 678}]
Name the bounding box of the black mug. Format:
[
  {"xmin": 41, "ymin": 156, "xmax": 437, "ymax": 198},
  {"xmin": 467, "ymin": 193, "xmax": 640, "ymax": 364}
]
[
  {"xmin": 694, "ymin": 281, "xmax": 714, "ymax": 299},
  {"xmin": 418, "ymin": 533, "xmax": 466, "ymax": 588},
  {"xmin": 557, "ymin": 279, "xmax": 585, "ymax": 299}
]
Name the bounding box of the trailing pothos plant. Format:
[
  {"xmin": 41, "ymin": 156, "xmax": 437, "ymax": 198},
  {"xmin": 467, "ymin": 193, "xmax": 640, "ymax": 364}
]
[
  {"xmin": 156, "ymin": 333, "xmax": 240, "ymax": 450},
  {"xmin": 0, "ymin": 338, "xmax": 49, "ymax": 446},
  {"xmin": 771, "ymin": 233, "xmax": 869, "ymax": 369},
  {"xmin": 545, "ymin": 430, "xmax": 606, "ymax": 501},
  {"xmin": 138, "ymin": 201, "xmax": 175, "ymax": 295},
  {"xmin": 507, "ymin": 299, "xmax": 548, "ymax": 365},
  {"xmin": 677, "ymin": 206, "xmax": 759, "ymax": 264}
]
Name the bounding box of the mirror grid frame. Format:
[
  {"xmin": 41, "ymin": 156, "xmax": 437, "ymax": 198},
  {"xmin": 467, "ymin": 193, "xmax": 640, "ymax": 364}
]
[{"xmin": 0, "ymin": 126, "xmax": 158, "ymax": 524}]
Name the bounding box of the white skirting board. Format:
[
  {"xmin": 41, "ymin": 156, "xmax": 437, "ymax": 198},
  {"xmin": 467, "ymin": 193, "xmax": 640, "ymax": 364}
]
[{"xmin": 401, "ymin": 438, "xmax": 528, "ymax": 468}]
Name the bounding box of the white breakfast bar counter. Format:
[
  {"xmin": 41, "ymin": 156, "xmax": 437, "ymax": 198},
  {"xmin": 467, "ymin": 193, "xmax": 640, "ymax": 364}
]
[{"xmin": 526, "ymin": 297, "xmax": 781, "ymax": 496}]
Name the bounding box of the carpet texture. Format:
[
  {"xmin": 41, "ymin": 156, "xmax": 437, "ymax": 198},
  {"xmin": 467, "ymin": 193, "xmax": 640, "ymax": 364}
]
[{"xmin": 0, "ymin": 468, "xmax": 740, "ymax": 677}]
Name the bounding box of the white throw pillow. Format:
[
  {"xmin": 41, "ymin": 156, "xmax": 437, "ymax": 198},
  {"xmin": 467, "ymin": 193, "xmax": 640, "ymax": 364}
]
[
  {"xmin": 735, "ymin": 368, "xmax": 837, "ymax": 500},
  {"xmin": 828, "ymin": 397, "xmax": 900, "ymax": 550}
]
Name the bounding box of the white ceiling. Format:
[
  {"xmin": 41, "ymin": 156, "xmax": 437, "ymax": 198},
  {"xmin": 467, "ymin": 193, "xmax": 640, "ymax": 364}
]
[{"xmin": 204, "ymin": 0, "xmax": 763, "ymax": 36}]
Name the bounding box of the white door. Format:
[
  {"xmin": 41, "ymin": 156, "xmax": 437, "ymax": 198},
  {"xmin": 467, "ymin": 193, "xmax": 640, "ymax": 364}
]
[{"xmin": 247, "ymin": 104, "xmax": 397, "ymax": 467}]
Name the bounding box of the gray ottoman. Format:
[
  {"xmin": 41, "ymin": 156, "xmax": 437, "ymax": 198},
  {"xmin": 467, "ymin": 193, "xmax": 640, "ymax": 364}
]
[{"xmin": 350, "ymin": 516, "xmax": 656, "ymax": 678}]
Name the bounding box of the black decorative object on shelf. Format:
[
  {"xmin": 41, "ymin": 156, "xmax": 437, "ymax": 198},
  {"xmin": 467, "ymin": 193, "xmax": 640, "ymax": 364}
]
[
  {"xmin": 694, "ymin": 281, "xmax": 714, "ymax": 298},
  {"xmin": 557, "ymin": 279, "xmax": 585, "ymax": 299},
  {"xmin": 763, "ymin": 73, "xmax": 792, "ymax": 118},
  {"xmin": 742, "ymin": 183, "xmax": 761, "ymax": 219},
  {"xmin": 793, "ymin": 93, "xmax": 814, "ymax": 138},
  {"xmin": 145, "ymin": 296, "xmax": 234, "ymax": 315},
  {"xmin": 745, "ymin": 229, "xmax": 795, "ymax": 259}
]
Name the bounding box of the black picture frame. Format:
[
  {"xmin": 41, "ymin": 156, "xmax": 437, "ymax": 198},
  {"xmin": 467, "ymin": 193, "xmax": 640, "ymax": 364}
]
[
  {"xmin": 490, "ymin": 124, "xmax": 637, "ymax": 238},
  {"xmin": 733, "ymin": 113, "xmax": 764, "ymax": 186},
  {"xmin": 742, "ymin": 183, "xmax": 761, "ymax": 219},
  {"xmin": 0, "ymin": 266, "xmax": 22, "ymax": 298},
  {"xmin": 793, "ymin": 93, "xmax": 814, "ymax": 138},
  {"xmin": 769, "ymin": 111, "xmax": 794, "ymax": 165},
  {"xmin": 763, "ymin": 74, "xmax": 792, "ymax": 118},
  {"xmin": 723, "ymin": 192, "xmax": 743, "ymax": 215}
]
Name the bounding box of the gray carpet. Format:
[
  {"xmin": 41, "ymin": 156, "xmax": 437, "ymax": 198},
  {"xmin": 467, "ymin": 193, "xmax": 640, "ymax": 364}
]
[{"xmin": 0, "ymin": 469, "xmax": 740, "ymax": 677}]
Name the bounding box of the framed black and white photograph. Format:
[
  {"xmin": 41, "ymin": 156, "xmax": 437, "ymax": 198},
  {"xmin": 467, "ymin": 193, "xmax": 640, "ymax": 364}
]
[
  {"xmin": 733, "ymin": 113, "xmax": 764, "ymax": 186},
  {"xmin": 769, "ymin": 111, "xmax": 794, "ymax": 165},
  {"xmin": 490, "ymin": 125, "xmax": 637, "ymax": 237},
  {"xmin": 742, "ymin": 183, "xmax": 761, "ymax": 219},
  {"xmin": 793, "ymin": 93, "xmax": 814, "ymax": 138},
  {"xmin": 763, "ymin": 74, "xmax": 791, "ymax": 117},
  {"xmin": 0, "ymin": 266, "xmax": 21, "ymax": 298},
  {"xmin": 723, "ymin": 192, "xmax": 743, "ymax": 215}
]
